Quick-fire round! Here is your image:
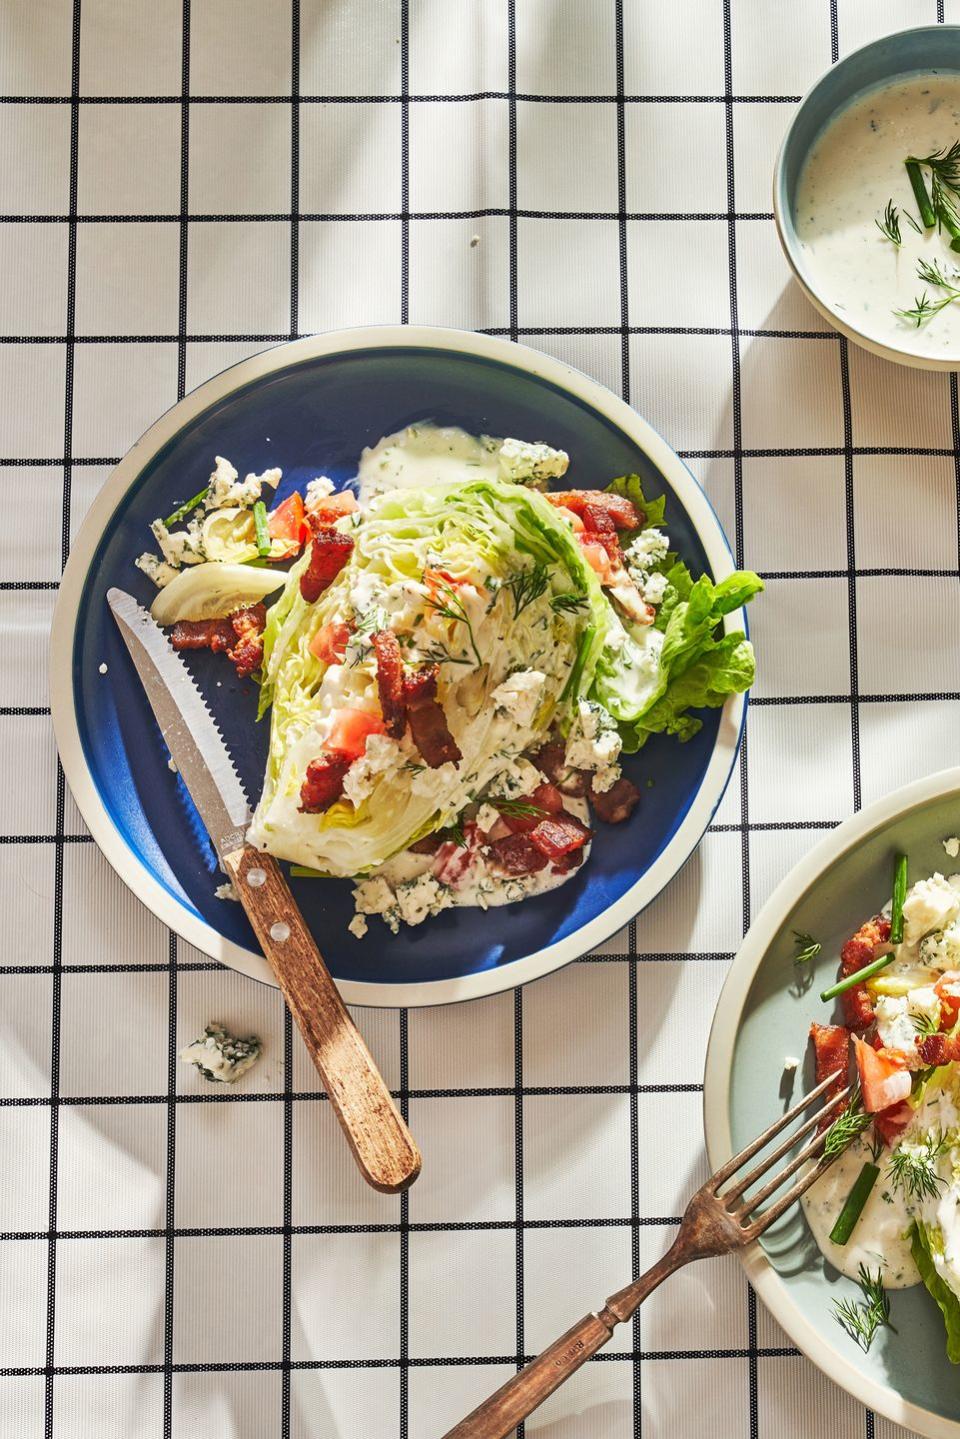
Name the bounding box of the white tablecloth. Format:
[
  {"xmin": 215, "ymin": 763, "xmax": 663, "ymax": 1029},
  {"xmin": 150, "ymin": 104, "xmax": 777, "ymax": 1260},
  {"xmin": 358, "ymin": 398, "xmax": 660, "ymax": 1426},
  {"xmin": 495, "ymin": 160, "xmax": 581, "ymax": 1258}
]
[{"xmin": 4, "ymin": 0, "xmax": 959, "ymax": 1434}]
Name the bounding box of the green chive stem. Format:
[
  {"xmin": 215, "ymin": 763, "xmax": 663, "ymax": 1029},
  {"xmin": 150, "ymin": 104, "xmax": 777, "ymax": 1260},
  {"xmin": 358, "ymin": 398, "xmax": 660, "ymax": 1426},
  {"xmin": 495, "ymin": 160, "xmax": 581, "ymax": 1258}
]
[
  {"xmin": 890, "ymin": 853, "xmax": 908, "ymax": 945},
  {"xmin": 906, "ymin": 160, "xmax": 936, "ymax": 228},
  {"xmin": 821, "ymin": 950, "xmax": 894, "ymax": 1003},
  {"xmin": 163, "ymin": 485, "xmax": 209, "ymax": 528},
  {"xmin": 253, "ymin": 500, "xmax": 271, "ymax": 557},
  {"xmin": 829, "ymin": 1162, "xmax": 880, "ymax": 1245}
]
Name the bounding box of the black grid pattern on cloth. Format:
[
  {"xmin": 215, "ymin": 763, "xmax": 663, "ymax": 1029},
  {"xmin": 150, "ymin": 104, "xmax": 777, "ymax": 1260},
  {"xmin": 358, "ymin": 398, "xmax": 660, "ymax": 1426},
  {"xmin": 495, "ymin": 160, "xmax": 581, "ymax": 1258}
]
[{"xmin": 2, "ymin": 0, "xmax": 959, "ymax": 1436}]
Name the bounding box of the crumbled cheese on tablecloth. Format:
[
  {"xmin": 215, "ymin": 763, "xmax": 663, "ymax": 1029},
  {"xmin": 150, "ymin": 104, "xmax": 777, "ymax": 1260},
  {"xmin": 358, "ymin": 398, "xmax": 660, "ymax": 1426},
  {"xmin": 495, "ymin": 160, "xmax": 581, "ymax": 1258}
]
[{"xmin": 180, "ymin": 1023, "xmax": 261, "ymax": 1082}]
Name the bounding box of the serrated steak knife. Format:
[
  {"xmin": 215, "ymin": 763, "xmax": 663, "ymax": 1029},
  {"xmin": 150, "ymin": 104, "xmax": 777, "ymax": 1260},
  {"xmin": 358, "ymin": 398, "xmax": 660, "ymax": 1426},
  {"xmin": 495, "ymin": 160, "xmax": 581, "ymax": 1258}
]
[{"xmin": 107, "ymin": 588, "xmax": 421, "ymax": 1194}]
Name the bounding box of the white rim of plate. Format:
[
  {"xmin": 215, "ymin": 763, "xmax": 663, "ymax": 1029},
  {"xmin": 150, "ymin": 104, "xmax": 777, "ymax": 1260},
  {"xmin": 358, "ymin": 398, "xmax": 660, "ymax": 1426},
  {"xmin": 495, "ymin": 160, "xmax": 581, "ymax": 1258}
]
[
  {"xmin": 703, "ymin": 765, "xmax": 960, "ymax": 1439},
  {"xmin": 50, "ymin": 323, "xmax": 747, "ymax": 1008}
]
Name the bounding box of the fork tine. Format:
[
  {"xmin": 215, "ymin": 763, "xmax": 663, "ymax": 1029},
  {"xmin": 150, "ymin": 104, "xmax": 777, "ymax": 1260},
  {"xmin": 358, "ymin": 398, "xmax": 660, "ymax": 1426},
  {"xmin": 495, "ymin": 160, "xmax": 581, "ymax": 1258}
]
[
  {"xmin": 730, "ymin": 1123, "xmax": 830, "ymax": 1218},
  {"xmin": 720, "ymin": 1083, "xmax": 850, "ymax": 1205},
  {"xmin": 744, "ymin": 1153, "xmax": 834, "ymax": 1239},
  {"xmin": 709, "ymin": 1069, "xmax": 846, "ymax": 1189}
]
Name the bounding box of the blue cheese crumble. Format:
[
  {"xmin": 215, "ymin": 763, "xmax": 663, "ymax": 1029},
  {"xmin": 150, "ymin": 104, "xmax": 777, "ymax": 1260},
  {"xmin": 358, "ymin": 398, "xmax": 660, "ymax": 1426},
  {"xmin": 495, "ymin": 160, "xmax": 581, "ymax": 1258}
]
[{"xmin": 180, "ymin": 1023, "xmax": 262, "ymax": 1083}]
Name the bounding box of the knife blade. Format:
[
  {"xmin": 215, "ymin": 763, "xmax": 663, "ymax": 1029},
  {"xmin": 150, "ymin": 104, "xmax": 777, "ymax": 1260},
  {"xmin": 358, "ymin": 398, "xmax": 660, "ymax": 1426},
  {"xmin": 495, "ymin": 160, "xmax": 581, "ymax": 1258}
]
[
  {"xmin": 106, "ymin": 587, "xmax": 251, "ymax": 865},
  {"xmin": 105, "ymin": 587, "xmax": 421, "ymax": 1194}
]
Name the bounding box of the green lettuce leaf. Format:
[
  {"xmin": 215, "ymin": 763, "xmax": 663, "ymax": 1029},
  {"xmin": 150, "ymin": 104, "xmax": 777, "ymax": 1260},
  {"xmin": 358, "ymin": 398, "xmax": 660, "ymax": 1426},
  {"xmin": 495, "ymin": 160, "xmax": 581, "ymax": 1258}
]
[
  {"xmin": 911, "ymin": 1221, "xmax": 960, "ymax": 1363},
  {"xmin": 627, "ymin": 633, "xmax": 755, "ymax": 745},
  {"xmin": 594, "ymin": 567, "xmax": 763, "ymax": 752}
]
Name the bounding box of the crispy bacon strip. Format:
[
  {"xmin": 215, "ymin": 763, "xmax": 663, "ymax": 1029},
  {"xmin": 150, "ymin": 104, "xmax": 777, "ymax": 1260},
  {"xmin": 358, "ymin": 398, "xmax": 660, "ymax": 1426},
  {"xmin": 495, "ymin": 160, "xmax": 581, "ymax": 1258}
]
[
  {"xmin": 298, "ymin": 750, "xmax": 352, "ymax": 813},
  {"xmin": 838, "ymin": 915, "xmax": 891, "ymax": 1032},
  {"xmin": 547, "ymin": 490, "xmax": 642, "ymax": 530},
  {"xmin": 170, "ymin": 603, "xmax": 267, "ymax": 679},
  {"xmin": 402, "ymin": 664, "xmax": 462, "ymax": 768},
  {"xmin": 918, "ymin": 1031, "xmax": 960, "ymax": 1066},
  {"xmin": 489, "ymin": 833, "xmax": 548, "ymax": 876},
  {"xmin": 528, "ymin": 814, "xmax": 592, "ymax": 859},
  {"xmin": 372, "ymin": 630, "xmax": 406, "ymax": 738},
  {"xmin": 227, "ymin": 602, "xmax": 267, "ymax": 678},
  {"xmin": 591, "ymin": 777, "xmax": 641, "ymax": 824},
  {"xmin": 530, "ymin": 740, "xmax": 589, "ymax": 798},
  {"xmin": 171, "ymin": 617, "xmax": 234, "ymax": 653},
  {"xmin": 809, "ymin": 1022, "xmax": 851, "ymax": 1130},
  {"xmin": 498, "ymin": 782, "xmax": 565, "ymax": 835},
  {"xmin": 300, "ymin": 529, "xmax": 354, "ymax": 603}
]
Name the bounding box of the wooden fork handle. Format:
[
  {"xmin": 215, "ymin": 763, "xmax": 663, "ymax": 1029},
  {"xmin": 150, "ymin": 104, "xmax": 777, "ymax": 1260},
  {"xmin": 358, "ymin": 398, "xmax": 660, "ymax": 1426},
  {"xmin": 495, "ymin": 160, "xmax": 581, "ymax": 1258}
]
[
  {"xmin": 442, "ymin": 1241, "xmax": 686, "ymax": 1438},
  {"xmin": 441, "ymin": 1311, "xmax": 615, "ymax": 1439},
  {"xmin": 224, "ymin": 845, "xmax": 421, "ymax": 1194}
]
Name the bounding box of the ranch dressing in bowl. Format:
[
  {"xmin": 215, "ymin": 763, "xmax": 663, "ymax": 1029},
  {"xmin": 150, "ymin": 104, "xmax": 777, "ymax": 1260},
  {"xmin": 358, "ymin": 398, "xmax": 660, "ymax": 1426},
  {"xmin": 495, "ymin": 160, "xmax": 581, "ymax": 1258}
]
[{"xmin": 795, "ymin": 73, "xmax": 960, "ymax": 360}]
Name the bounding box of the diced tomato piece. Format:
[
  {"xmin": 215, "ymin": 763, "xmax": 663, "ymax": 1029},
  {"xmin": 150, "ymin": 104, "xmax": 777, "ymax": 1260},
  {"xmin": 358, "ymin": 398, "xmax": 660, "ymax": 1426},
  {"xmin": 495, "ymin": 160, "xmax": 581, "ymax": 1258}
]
[
  {"xmin": 873, "ymin": 1101, "xmax": 913, "ymax": 1148},
  {"xmin": 325, "ymin": 707, "xmax": 385, "ymax": 763},
  {"xmin": 580, "ymin": 539, "xmax": 616, "ymax": 583},
  {"xmin": 498, "ymin": 782, "xmax": 566, "ymax": 834},
  {"xmin": 309, "ymin": 620, "xmax": 352, "ymax": 665},
  {"xmin": 853, "ymin": 1035, "xmax": 912, "ymax": 1113},
  {"xmin": 268, "ymin": 492, "xmax": 308, "ymax": 556},
  {"xmin": 308, "ymin": 490, "xmax": 359, "ymax": 528},
  {"xmin": 423, "ymin": 566, "xmax": 464, "ymax": 603},
  {"xmin": 935, "ymin": 972, "xmax": 960, "ymax": 1030}
]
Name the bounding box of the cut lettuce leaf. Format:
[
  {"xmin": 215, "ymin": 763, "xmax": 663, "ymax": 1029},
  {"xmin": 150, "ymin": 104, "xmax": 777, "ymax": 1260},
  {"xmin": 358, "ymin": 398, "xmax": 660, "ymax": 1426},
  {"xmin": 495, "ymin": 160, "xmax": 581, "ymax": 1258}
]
[
  {"xmin": 911, "ymin": 1221, "xmax": 960, "ymax": 1363},
  {"xmin": 593, "ymin": 568, "xmax": 763, "ymax": 752},
  {"xmin": 249, "ymin": 479, "xmax": 609, "ymax": 875}
]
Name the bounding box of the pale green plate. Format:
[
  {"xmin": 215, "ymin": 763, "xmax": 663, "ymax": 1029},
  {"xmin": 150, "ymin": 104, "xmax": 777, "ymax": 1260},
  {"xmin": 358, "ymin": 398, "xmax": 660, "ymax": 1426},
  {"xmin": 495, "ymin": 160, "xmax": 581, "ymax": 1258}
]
[{"xmin": 704, "ymin": 769, "xmax": 960, "ymax": 1438}]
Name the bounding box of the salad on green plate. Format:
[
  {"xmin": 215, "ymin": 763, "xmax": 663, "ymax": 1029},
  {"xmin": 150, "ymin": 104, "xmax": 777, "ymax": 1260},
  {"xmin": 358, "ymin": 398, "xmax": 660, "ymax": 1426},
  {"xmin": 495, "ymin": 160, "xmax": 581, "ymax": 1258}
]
[{"xmin": 134, "ymin": 423, "xmax": 762, "ymax": 937}]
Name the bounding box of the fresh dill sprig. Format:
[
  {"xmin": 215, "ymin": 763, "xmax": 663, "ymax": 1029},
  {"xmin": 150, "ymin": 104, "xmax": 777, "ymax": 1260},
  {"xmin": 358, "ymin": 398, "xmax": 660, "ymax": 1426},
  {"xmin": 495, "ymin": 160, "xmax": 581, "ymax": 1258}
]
[
  {"xmin": 493, "ymin": 796, "xmax": 547, "ymax": 821},
  {"xmin": 425, "ymin": 578, "xmax": 483, "ymax": 668},
  {"xmin": 875, "ymin": 198, "xmax": 902, "ymax": 247},
  {"xmin": 917, "ymin": 256, "xmax": 960, "ymax": 291},
  {"xmin": 831, "ymin": 1265, "xmax": 893, "ymax": 1353},
  {"xmin": 911, "ymin": 1009, "xmax": 942, "ymax": 1038},
  {"xmin": 400, "ymin": 760, "xmax": 426, "ymax": 775},
  {"xmin": 551, "ymin": 590, "xmax": 589, "ymax": 614},
  {"xmin": 440, "ymin": 819, "xmax": 467, "ymax": 848},
  {"xmin": 887, "ymin": 1132, "xmax": 949, "ymax": 1202},
  {"xmin": 823, "ymin": 1090, "xmax": 873, "ymax": 1159},
  {"xmin": 348, "ymin": 605, "xmax": 389, "ymax": 667},
  {"xmin": 502, "ymin": 563, "xmax": 551, "ymax": 619},
  {"xmin": 895, "ymin": 290, "xmax": 955, "ymax": 328},
  {"xmin": 904, "ymin": 209, "xmax": 924, "ymax": 235},
  {"xmin": 792, "ymin": 931, "xmax": 821, "ymax": 966},
  {"xmin": 420, "ymin": 641, "xmax": 474, "ymax": 667}
]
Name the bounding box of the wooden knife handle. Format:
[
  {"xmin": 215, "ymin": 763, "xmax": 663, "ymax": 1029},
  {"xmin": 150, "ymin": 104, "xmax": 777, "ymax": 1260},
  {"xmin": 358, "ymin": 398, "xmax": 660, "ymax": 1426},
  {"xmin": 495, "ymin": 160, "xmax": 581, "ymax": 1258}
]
[
  {"xmin": 441, "ymin": 1310, "xmax": 615, "ymax": 1438},
  {"xmin": 223, "ymin": 845, "xmax": 421, "ymax": 1194}
]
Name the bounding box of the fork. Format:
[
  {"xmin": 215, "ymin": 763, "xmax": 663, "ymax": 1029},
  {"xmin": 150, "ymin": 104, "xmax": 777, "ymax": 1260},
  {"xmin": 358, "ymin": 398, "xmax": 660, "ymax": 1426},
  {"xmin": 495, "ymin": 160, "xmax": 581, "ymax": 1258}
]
[{"xmin": 441, "ymin": 1070, "xmax": 849, "ymax": 1439}]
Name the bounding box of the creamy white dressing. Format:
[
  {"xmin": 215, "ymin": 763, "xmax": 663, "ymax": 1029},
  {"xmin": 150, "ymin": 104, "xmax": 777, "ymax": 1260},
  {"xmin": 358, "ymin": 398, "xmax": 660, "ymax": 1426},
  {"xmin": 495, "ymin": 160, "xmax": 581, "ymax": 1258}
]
[
  {"xmin": 357, "ymin": 425, "xmax": 503, "ymax": 502},
  {"xmin": 795, "ymin": 73, "xmax": 960, "ymax": 357},
  {"xmin": 801, "ymin": 1135, "xmax": 919, "ymax": 1288},
  {"xmin": 803, "ymin": 1082, "xmax": 960, "ymax": 1296}
]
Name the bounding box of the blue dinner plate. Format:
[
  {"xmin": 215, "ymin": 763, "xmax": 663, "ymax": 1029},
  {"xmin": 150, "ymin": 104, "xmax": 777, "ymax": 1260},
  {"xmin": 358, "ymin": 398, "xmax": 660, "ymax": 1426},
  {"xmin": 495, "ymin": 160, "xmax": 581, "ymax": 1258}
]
[{"xmin": 51, "ymin": 327, "xmax": 748, "ymax": 1006}]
